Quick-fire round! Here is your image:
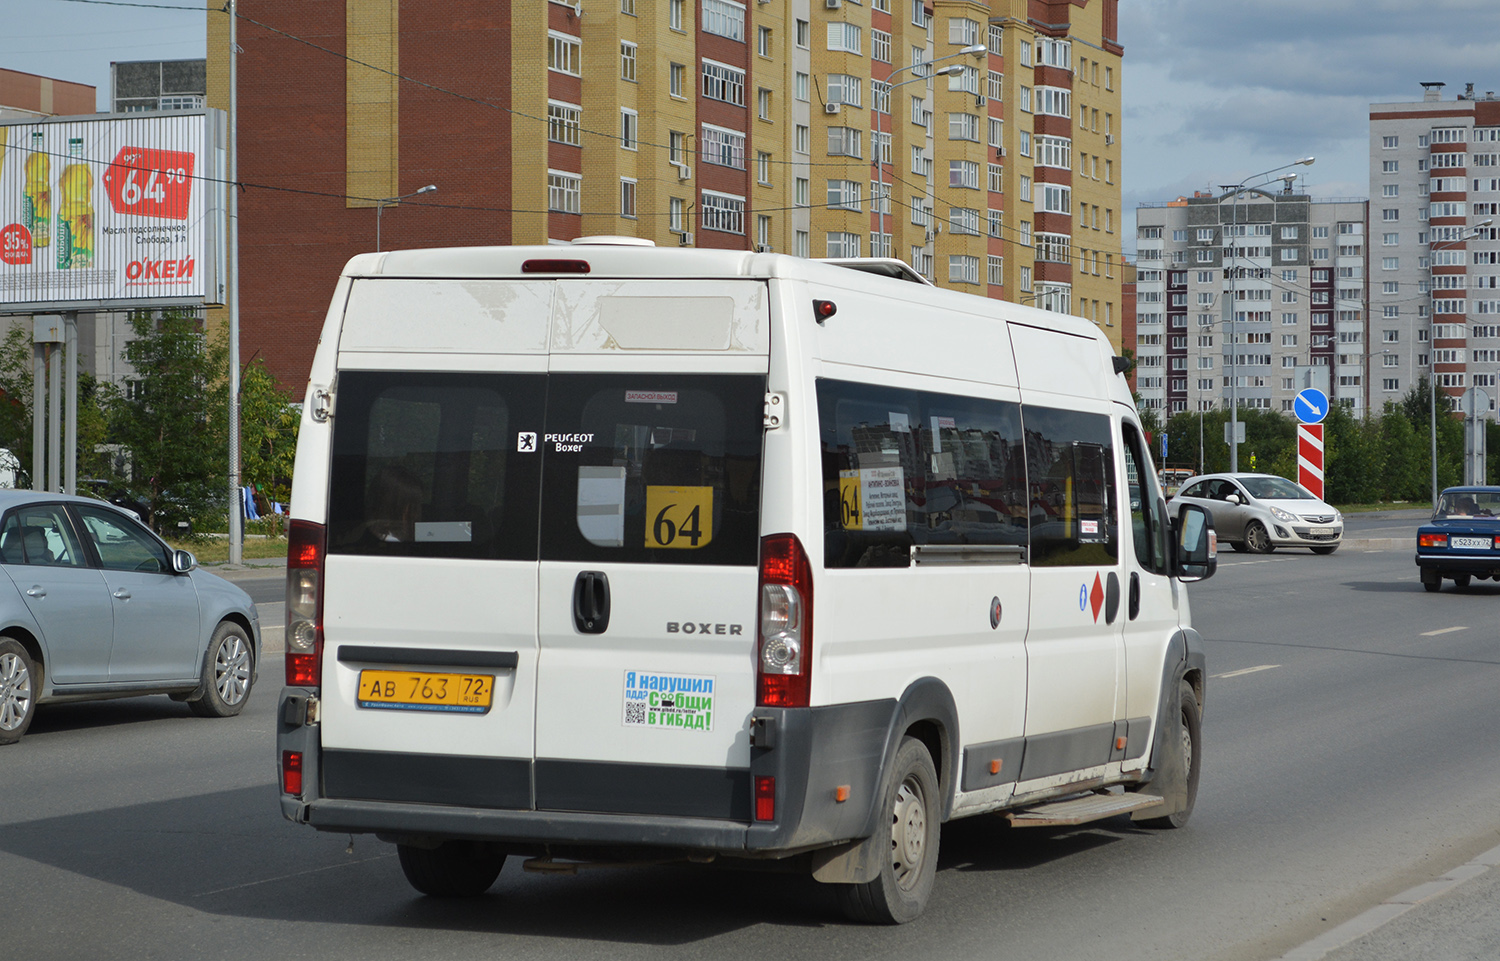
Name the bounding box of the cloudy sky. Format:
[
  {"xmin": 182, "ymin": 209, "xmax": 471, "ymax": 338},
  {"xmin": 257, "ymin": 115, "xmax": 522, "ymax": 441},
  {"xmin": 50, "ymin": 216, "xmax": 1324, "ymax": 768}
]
[{"xmin": 5, "ymin": 0, "xmax": 1500, "ymax": 257}]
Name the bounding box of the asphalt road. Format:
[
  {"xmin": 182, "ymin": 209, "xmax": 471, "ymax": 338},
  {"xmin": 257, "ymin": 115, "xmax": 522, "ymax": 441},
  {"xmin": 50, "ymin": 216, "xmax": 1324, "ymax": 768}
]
[{"xmin": 3, "ymin": 546, "xmax": 1498, "ymax": 961}]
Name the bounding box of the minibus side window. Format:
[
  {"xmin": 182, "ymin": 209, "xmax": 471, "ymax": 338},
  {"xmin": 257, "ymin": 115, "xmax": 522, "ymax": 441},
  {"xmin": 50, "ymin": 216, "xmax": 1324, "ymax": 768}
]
[
  {"xmin": 1022, "ymin": 406, "xmax": 1118, "ymax": 567},
  {"xmin": 327, "ymin": 372, "xmax": 545, "ymax": 560},
  {"xmin": 817, "ymin": 379, "xmax": 1027, "ymax": 568},
  {"xmin": 1121, "ymin": 423, "xmax": 1169, "ymax": 575}
]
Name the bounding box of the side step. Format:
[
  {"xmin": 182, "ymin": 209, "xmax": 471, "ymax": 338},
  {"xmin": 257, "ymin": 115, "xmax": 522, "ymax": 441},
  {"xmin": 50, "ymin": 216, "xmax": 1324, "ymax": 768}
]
[{"xmin": 1005, "ymin": 792, "xmax": 1163, "ymax": 828}]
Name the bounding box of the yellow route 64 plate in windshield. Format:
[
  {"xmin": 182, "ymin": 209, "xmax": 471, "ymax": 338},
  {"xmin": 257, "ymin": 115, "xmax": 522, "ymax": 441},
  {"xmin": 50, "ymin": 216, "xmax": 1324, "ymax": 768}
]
[{"xmin": 357, "ymin": 670, "xmax": 494, "ymax": 714}]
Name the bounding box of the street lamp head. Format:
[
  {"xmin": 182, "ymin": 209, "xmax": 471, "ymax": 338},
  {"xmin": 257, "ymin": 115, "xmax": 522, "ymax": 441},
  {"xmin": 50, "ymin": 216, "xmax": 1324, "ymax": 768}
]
[
  {"xmin": 960, "ymin": 43, "xmax": 987, "ymax": 57},
  {"xmin": 1296, "ymin": 156, "xmax": 1316, "ymax": 166},
  {"xmin": 416, "ymin": 185, "xmax": 437, "ymax": 195},
  {"xmin": 933, "ymin": 64, "xmax": 964, "ymax": 77}
]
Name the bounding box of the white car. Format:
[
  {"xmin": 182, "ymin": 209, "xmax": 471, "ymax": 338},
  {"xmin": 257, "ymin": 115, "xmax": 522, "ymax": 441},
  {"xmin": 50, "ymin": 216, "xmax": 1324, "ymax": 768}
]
[{"xmin": 1168, "ymin": 473, "xmax": 1342, "ymax": 554}]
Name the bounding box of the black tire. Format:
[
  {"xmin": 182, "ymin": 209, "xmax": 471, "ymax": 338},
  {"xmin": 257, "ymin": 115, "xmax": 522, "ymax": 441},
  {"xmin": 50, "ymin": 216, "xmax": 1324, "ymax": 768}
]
[
  {"xmin": 1310, "ymin": 545, "xmax": 1338, "ymax": 555},
  {"xmin": 1229, "ymin": 540, "xmax": 1248, "ymax": 552},
  {"xmin": 1423, "ymin": 578, "xmax": 1442, "ymax": 593},
  {"xmin": 1243, "ymin": 521, "xmax": 1274, "ymax": 554},
  {"xmin": 835, "ymin": 737, "xmax": 941, "ymax": 924},
  {"xmin": 1137, "ymin": 680, "xmax": 1202, "ymax": 830},
  {"xmin": 1454, "ymin": 573, "xmax": 1472, "ymax": 591},
  {"xmin": 188, "ymin": 621, "xmax": 254, "ymax": 718},
  {"xmin": 398, "ymin": 841, "xmax": 505, "ymax": 897},
  {"xmin": 0, "ymin": 638, "xmax": 37, "ymax": 745}
]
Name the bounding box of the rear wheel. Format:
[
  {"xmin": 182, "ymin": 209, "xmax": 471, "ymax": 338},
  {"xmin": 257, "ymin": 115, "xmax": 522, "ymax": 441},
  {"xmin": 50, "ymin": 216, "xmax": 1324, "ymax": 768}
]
[
  {"xmin": 398, "ymin": 841, "xmax": 505, "ymax": 897},
  {"xmin": 1136, "ymin": 680, "xmax": 1202, "ymax": 830},
  {"xmin": 0, "ymin": 638, "xmax": 37, "ymax": 745},
  {"xmin": 1243, "ymin": 521, "xmax": 1273, "ymax": 554},
  {"xmin": 835, "ymin": 737, "xmax": 940, "ymax": 924},
  {"xmin": 1421, "ymin": 569, "xmax": 1442, "ymax": 592}
]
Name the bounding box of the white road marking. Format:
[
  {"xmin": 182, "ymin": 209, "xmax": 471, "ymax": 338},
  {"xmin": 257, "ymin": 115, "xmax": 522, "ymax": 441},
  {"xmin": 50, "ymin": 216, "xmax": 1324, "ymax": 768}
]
[
  {"xmin": 1420, "ymin": 626, "xmax": 1469, "ymax": 637},
  {"xmin": 1212, "ymin": 664, "xmax": 1280, "ymax": 679}
]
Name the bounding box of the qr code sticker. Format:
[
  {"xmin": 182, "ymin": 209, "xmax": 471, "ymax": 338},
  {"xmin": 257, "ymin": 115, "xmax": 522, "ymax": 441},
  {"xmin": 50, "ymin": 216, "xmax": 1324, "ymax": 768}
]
[{"xmin": 625, "ymin": 702, "xmax": 647, "ymax": 725}]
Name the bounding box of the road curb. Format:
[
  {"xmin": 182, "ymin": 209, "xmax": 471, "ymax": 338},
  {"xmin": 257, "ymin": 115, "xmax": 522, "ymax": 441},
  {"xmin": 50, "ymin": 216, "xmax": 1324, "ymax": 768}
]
[
  {"xmin": 1340, "ymin": 538, "xmax": 1411, "ymax": 551},
  {"xmin": 1275, "ymin": 841, "xmax": 1500, "ymax": 961}
]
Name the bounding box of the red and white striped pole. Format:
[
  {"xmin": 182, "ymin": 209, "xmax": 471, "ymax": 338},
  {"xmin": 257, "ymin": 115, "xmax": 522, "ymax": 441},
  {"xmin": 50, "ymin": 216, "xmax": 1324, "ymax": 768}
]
[{"xmin": 1297, "ymin": 424, "xmax": 1325, "ymax": 499}]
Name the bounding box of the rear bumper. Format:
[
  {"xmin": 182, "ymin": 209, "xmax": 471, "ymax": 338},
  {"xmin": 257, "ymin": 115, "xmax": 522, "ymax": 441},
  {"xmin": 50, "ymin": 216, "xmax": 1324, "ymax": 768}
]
[
  {"xmin": 1415, "ymin": 552, "xmax": 1500, "ymax": 577},
  {"xmin": 277, "ymin": 688, "xmax": 895, "ymax": 857}
]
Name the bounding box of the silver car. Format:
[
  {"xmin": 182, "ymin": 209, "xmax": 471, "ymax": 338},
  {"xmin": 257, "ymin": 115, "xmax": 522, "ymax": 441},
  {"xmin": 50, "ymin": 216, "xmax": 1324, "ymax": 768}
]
[
  {"xmin": 0, "ymin": 491, "xmax": 261, "ymax": 744},
  {"xmin": 1167, "ymin": 473, "xmax": 1343, "ymax": 554}
]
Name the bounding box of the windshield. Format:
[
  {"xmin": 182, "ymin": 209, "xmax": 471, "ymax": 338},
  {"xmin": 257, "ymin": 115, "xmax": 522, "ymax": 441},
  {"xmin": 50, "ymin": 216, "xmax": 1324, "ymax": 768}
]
[
  {"xmin": 1240, "ymin": 476, "xmax": 1315, "ymax": 501},
  {"xmin": 1436, "ymin": 490, "xmax": 1500, "ymax": 519}
]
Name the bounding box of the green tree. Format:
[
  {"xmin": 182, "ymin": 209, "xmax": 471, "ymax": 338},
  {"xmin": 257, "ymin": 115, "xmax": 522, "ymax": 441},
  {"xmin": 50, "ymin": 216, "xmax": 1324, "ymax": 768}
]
[
  {"xmin": 238, "ymin": 357, "xmax": 300, "ymax": 525},
  {"xmin": 0, "ymin": 325, "xmax": 116, "ymax": 485},
  {"xmin": 108, "ymin": 310, "xmax": 228, "ymax": 532},
  {"xmin": 1379, "ymin": 402, "xmax": 1424, "ymax": 502},
  {"xmin": 1322, "ymin": 402, "xmax": 1381, "ymax": 504}
]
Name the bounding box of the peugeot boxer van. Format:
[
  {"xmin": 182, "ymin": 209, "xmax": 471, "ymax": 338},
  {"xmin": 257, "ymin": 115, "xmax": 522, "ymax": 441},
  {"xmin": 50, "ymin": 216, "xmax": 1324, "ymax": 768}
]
[{"xmin": 278, "ymin": 240, "xmax": 1217, "ymax": 923}]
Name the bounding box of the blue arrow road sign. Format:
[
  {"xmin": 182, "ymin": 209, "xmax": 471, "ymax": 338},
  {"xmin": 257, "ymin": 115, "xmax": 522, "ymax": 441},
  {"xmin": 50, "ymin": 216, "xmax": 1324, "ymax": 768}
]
[{"xmin": 1295, "ymin": 387, "xmax": 1330, "ymax": 425}]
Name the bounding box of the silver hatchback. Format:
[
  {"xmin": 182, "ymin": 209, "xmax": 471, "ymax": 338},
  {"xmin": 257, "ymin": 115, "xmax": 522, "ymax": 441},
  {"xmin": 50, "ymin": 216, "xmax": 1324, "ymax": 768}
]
[
  {"xmin": 1167, "ymin": 473, "xmax": 1343, "ymax": 554},
  {"xmin": 0, "ymin": 491, "xmax": 261, "ymax": 743}
]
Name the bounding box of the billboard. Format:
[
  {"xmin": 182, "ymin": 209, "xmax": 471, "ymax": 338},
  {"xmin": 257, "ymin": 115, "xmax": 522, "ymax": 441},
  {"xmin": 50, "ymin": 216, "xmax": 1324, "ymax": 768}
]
[{"xmin": 0, "ymin": 110, "xmax": 225, "ymax": 313}]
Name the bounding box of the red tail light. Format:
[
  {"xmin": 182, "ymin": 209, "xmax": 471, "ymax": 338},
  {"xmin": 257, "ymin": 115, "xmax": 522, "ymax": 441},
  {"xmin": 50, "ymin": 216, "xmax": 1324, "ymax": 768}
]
[
  {"xmin": 285, "ymin": 520, "xmax": 326, "ymax": 687},
  {"xmin": 756, "ymin": 533, "xmax": 813, "ymax": 708},
  {"xmin": 1419, "ymin": 533, "xmax": 1448, "ymax": 549},
  {"xmin": 282, "ymin": 750, "xmax": 303, "ymax": 795},
  {"xmin": 754, "ymin": 775, "xmax": 776, "ymax": 821}
]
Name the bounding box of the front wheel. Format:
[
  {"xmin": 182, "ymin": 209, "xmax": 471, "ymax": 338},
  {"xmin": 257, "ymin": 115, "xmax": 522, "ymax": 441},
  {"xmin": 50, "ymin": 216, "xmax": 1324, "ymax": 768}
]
[
  {"xmin": 0, "ymin": 638, "xmax": 37, "ymax": 745},
  {"xmin": 1136, "ymin": 680, "xmax": 1202, "ymax": 829},
  {"xmin": 398, "ymin": 841, "xmax": 505, "ymax": 897},
  {"xmin": 189, "ymin": 621, "xmax": 255, "ymax": 718},
  {"xmin": 835, "ymin": 737, "xmax": 941, "ymax": 924},
  {"xmin": 1243, "ymin": 521, "xmax": 1274, "ymax": 554}
]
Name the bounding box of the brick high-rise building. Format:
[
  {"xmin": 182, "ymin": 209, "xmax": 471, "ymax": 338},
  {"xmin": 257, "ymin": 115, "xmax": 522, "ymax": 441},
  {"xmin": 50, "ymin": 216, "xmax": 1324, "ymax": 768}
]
[
  {"xmin": 208, "ymin": 0, "xmax": 1124, "ymax": 388},
  {"xmin": 1370, "ymin": 82, "xmax": 1500, "ymax": 414}
]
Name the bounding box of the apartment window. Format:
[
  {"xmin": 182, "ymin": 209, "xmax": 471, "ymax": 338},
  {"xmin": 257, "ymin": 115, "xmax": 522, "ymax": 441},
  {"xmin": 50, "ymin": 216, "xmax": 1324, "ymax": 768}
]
[
  {"xmin": 827, "ymin": 179, "xmax": 862, "ymax": 211},
  {"xmin": 669, "ymin": 131, "xmax": 687, "ymax": 166},
  {"xmin": 1019, "ymin": 175, "xmax": 1031, "ymax": 202},
  {"xmin": 621, "ymin": 0, "xmax": 635, "ymax": 13},
  {"xmin": 795, "ymin": 124, "xmax": 810, "ymax": 154},
  {"xmin": 1036, "ymin": 135, "xmax": 1071, "ymax": 169},
  {"xmin": 949, "ymin": 113, "xmax": 980, "ymax": 142},
  {"xmin": 758, "ymin": 25, "xmax": 772, "ymax": 57},
  {"xmin": 670, "ymin": 197, "xmax": 686, "ymax": 232},
  {"xmin": 701, "ymin": 124, "xmax": 745, "ymax": 168},
  {"xmin": 949, "ymin": 16, "xmax": 979, "ymax": 45},
  {"xmin": 796, "ymin": 19, "xmax": 809, "ymax": 47},
  {"xmin": 910, "ymin": 145, "xmax": 931, "ymax": 178},
  {"xmin": 757, "ymin": 151, "xmax": 772, "ymax": 186},
  {"xmin": 872, "ymin": 29, "xmax": 891, "ymax": 64},
  {"xmin": 702, "ymin": 0, "xmax": 746, "ymax": 42},
  {"xmin": 547, "ymin": 170, "xmax": 581, "ymax": 213},
  {"xmin": 702, "ymin": 60, "xmax": 746, "ymax": 105},
  {"xmin": 620, "ymin": 109, "xmax": 638, "ymax": 150},
  {"xmin": 988, "ymin": 70, "xmax": 1004, "ymax": 102},
  {"xmin": 701, "ymin": 190, "xmax": 745, "ymax": 234},
  {"xmin": 1105, "ymin": 66, "xmax": 1113, "ymax": 90},
  {"xmin": 670, "ymin": 63, "xmax": 686, "ymax": 97},
  {"xmin": 620, "ymin": 178, "xmax": 637, "ymax": 218},
  {"xmin": 826, "ymin": 231, "xmax": 861, "ymax": 258},
  {"xmin": 548, "ymin": 32, "xmax": 581, "ymax": 75},
  {"xmin": 1035, "ymin": 86, "xmax": 1070, "ymax": 118},
  {"xmin": 949, "ymin": 160, "xmax": 979, "ymax": 189},
  {"xmin": 911, "ymin": 0, "xmax": 931, "ymax": 29},
  {"xmin": 621, "ymin": 42, "xmax": 637, "ymax": 81},
  {"xmin": 1383, "ymin": 160, "xmax": 1399, "ymax": 173},
  {"xmin": 758, "ymin": 88, "xmax": 772, "ymax": 121},
  {"xmin": 988, "ymin": 255, "xmax": 1004, "ymax": 286},
  {"xmin": 828, "ymin": 127, "xmax": 863, "ymax": 158},
  {"xmin": 949, "ymin": 255, "xmax": 980, "ymax": 285},
  {"xmin": 988, "ymin": 163, "xmax": 1003, "ymax": 193},
  {"xmin": 1382, "ymin": 184, "xmax": 1399, "ymax": 198},
  {"xmin": 795, "ymin": 72, "xmax": 810, "ymax": 102},
  {"xmin": 1382, "ymin": 209, "xmax": 1399, "ymax": 221},
  {"xmin": 1382, "ymin": 135, "xmax": 1398, "ymax": 148},
  {"xmin": 795, "ymin": 230, "xmax": 809, "ymax": 258},
  {"xmin": 758, "ymin": 215, "xmax": 772, "ymax": 249},
  {"xmin": 1382, "ymin": 232, "xmax": 1399, "ymax": 246},
  {"xmin": 872, "ymin": 81, "xmax": 891, "ymax": 115},
  {"xmin": 1382, "ymin": 281, "xmax": 1399, "ymax": 294},
  {"xmin": 828, "ymin": 22, "xmax": 862, "ymax": 54},
  {"xmin": 949, "ymin": 207, "xmax": 981, "ymax": 236},
  {"xmin": 1040, "ymin": 184, "xmax": 1070, "ymax": 214},
  {"xmin": 670, "ymin": 0, "xmax": 684, "ymax": 29},
  {"xmin": 1019, "ymin": 131, "xmax": 1032, "ymax": 157},
  {"xmin": 1019, "ymin": 220, "xmax": 1030, "ymax": 246},
  {"xmin": 910, "ymin": 95, "xmax": 928, "ymax": 128},
  {"xmin": 1382, "ymin": 257, "xmax": 1400, "ymax": 270},
  {"xmin": 910, "ymin": 196, "xmax": 930, "ymax": 226},
  {"xmin": 828, "ymin": 74, "xmax": 862, "ymax": 107},
  {"xmin": 988, "ymin": 208, "xmax": 1003, "ymax": 238},
  {"xmin": 794, "ymin": 177, "xmax": 809, "ymax": 207},
  {"xmin": 547, "ymin": 101, "xmax": 582, "ymax": 146}
]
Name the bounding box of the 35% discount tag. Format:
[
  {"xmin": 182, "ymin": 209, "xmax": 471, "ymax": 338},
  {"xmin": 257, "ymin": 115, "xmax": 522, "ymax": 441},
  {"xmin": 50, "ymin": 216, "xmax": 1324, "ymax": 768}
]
[{"xmin": 102, "ymin": 147, "xmax": 195, "ymax": 220}]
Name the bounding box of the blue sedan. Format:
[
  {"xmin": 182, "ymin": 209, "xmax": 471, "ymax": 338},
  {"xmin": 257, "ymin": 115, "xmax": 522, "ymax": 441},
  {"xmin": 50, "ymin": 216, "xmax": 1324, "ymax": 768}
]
[
  {"xmin": 1415, "ymin": 486, "xmax": 1500, "ymax": 592},
  {"xmin": 0, "ymin": 490, "xmax": 261, "ymax": 743}
]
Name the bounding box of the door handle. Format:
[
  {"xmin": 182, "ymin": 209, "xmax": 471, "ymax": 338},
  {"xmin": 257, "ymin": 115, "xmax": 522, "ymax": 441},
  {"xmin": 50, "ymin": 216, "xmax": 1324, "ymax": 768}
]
[
  {"xmin": 572, "ymin": 571, "xmax": 611, "ymax": 634},
  {"xmin": 25, "ymin": 586, "xmax": 45, "ymax": 598},
  {"xmin": 1128, "ymin": 572, "xmax": 1141, "ymax": 621},
  {"xmin": 112, "ymin": 589, "xmax": 131, "ymax": 600}
]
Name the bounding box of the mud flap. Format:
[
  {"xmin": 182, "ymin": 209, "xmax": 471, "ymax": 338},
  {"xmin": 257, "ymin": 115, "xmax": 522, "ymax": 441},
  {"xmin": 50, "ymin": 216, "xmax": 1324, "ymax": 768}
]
[
  {"xmin": 1130, "ymin": 679, "xmax": 1187, "ymax": 822},
  {"xmin": 810, "ymin": 833, "xmax": 884, "ymax": 884}
]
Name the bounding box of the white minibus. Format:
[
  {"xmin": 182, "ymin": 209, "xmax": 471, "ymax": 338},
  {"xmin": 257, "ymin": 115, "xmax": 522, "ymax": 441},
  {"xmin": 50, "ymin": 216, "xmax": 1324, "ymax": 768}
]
[{"xmin": 278, "ymin": 240, "xmax": 1217, "ymax": 923}]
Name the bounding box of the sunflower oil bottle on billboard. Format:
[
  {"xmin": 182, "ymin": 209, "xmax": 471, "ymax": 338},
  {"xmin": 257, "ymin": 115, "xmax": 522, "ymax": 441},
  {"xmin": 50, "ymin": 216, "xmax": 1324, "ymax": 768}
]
[
  {"xmin": 57, "ymin": 138, "xmax": 93, "ymax": 270},
  {"xmin": 23, "ymin": 131, "xmax": 50, "ymax": 249}
]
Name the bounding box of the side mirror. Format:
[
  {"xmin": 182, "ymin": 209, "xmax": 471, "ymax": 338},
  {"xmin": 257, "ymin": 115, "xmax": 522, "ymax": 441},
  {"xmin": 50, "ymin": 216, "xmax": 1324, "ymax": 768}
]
[
  {"xmin": 1225, "ymin": 492, "xmax": 1241, "ymax": 505},
  {"xmin": 173, "ymin": 549, "xmax": 198, "ymax": 574},
  {"xmin": 1173, "ymin": 503, "xmax": 1217, "ymax": 582}
]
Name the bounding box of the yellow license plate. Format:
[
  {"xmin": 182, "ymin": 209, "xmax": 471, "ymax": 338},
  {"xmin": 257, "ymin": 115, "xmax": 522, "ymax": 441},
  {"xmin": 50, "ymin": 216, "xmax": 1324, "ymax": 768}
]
[{"xmin": 357, "ymin": 670, "xmax": 494, "ymax": 715}]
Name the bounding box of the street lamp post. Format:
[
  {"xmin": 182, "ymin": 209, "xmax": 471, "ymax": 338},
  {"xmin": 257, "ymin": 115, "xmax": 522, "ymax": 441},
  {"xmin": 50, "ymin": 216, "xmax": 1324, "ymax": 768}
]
[
  {"xmin": 376, "ymin": 184, "xmax": 437, "ymax": 252},
  {"xmin": 1427, "ymin": 218, "xmax": 1493, "ymax": 506},
  {"xmin": 1220, "ymin": 157, "xmax": 1315, "ymax": 472},
  {"xmin": 872, "ymin": 44, "xmax": 984, "ymax": 260}
]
